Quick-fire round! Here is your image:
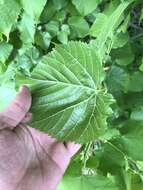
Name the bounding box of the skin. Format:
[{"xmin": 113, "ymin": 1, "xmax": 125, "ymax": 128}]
[{"xmin": 0, "ymin": 86, "xmax": 81, "ymax": 190}]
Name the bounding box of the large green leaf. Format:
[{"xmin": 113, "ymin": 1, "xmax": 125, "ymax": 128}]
[
  {"xmin": 0, "ymin": 0, "xmax": 21, "ymax": 36},
  {"xmin": 24, "ymin": 41, "xmax": 114, "ymax": 143},
  {"xmin": 58, "ymin": 174, "xmax": 119, "ymax": 190}
]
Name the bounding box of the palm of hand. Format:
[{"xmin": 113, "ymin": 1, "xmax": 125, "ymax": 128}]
[{"xmin": 0, "ymin": 87, "xmax": 80, "ymax": 190}]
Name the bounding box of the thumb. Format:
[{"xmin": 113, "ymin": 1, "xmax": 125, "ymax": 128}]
[
  {"xmin": 0, "ymin": 86, "xmax": 32, "ymax": 129},
  {"xmin": 65, "ymin": 142, "xmax": 81, "ymax": 158}
]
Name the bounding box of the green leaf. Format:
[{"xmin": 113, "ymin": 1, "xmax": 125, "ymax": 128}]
[
  {"xmin": 132, "ymin": 183, "xmax": 143, "ymax": 190},
  {"xmin": 0, "ymin": 42, "xmax": 13, "ymax": 63},
  {"xmin": 52, "ymin": 0, "xmax": 68, "ymax": 10},
  {"xmin": 35, "ymin": 31, "xmax": 51, "ymax": 50},
  {"xmin": 90, "ymin": 13, "xmax": 108, "ymax": 38},
  {"xmin": 119, "ymin": 124, "xmax": 143, "ymax": 161},
  {"xmin": 57, "ymin": 25, "xmax": 70, "ymax": 44},
  {"xmin": 111, "ymin": 43, "xmax": 134, "ymax": 66},
  {"xmin": 45, "ymin": 21, "xmax": 59, "ymax": 37},
  {"xmin": 124, "ymin": 92, "xmax": 143, "ymax": 110},
  {"xmin": 112, "ymin": 32, "xmax": 129, "ymax": 49},
  {"xmin": 68, "ymin": 16, "xmax": 89, "ymax": 38},
  {"xmin": 0, "ymin": 63, "xmax": 6, "ymax": 74},
  {"xmin": 20, "ymin": 0, "xmax": 47, "ymax": 21},
  {"xmin": 16, "ymin": 47, "xmax": 40, "ymax": 76},
  {"xmin": 119, "ymin": 14, "xmax": 130, "ymax": 33},
  {"xmin": 0, "ymin": 0, "xmax": 21, "ymax": 36},
  {"xmin": 103, "ymin": 0, "xmax": 120, "ymax": 16},
  {"xmin": 100, "ymin": 128, "xmax": 120, "ymax": 141},
  {"xmin": 25, "ymin": 41, "xmax": 113, "ymax": 143},
  {"xmin": 139, "ymin": 58, "xmax": 143, "ymax": 72},
  {"xmin": 128, "ymin": 72, "xmax": 143, "ymax": 92},
  {"xmin": 58, "ymin": 174, "xmax": 119, "ymax": 190},
  {"xmin": 53, "ymin": 9, "xmax": 66, "ymax": 22},
  {"xmin": 86, "ymin": 9, "xmax": 99, "ymax": 23},
  {"xmin": 94, "ymin": 142, "xmax": 125, "ymax": 173},
  {"xmin": 95, "ymin": 1, "xmax": 133, "ymax": 51},
  {"xmin": 18, "ymin": 13, "xmax": 35, "ymax": 45},
  {"xmin": 66, "ymin": 2, "xmax": 79, "ymax": 16},
  {"xmin": 72, "ymin": 0, "xmax": 100, "ymax": 16},
  {"xmin": 130, "ymin": 107, "xmax": 143, "ymax": 121},
  {"xmin": 140, "ymin": 7, "xmax": 143, "ymax": 21},
  {"xmin": 106, "ymin": 65, "xmax": 130, "ymax": 94},
  {"xmin": 40, "ymin": 1, "xmax": 57, "ymax": 22}
]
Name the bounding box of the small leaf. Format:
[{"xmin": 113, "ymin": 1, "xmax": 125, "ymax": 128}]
[
  {"xmin": 53, "ymin": 10, "xmax": 66, "ymax": 22},
  {"xmin": 131, "ymin": 107, "xmax": 143, "ymax": 121},
  {"xmin": 68, "ymin": 16, "xmax": 89, "ymax": 38},
  {"xmin": 0, "ymin": 42, "xmax": 13, "ymax": 63},
  {"xmin": 128, "ymin": 72, "xmax": 143, "ymax": 92},
  {"xmin": 139, "ymin": 58, "xmax": 143, "ymax": 72},
  {"xmin": 40, "ymin": 1, "xmax": 57, "ymax": 22},
  {"xmin": 106, "ymin": 65, "xmax": 130, "ymax": 94},
  {"xmin": 119, "ymin": 14, "xmax": 130, "ymax": 33},
  {"xmin": 140, "ymin": 7, "xmax": 143, "ymax": 21},
  {"xmin": 95, "ymin": 1, "xmax": 133, "ymax": 51},
  {"xmin": 16, "ymin": 47, "xmax": 40, "ymax": 76},
  {"xmin": 18, "ymin": 13, "xmax": 35, "ymax": 45},
  {"xmin": 72, "ymin": 0, "xmax": 101, "ymax": 16},
  {"xmin": 112, "ymin": 32, "xmax": 129, "ymax": 49},
  {"xmin": 45, "ymin": 21, "xmax": 59, "ymax": 37},
  {"xmin": 111, "ymin": 43, "xmax": 134, "ymax": 65},
  {"xmin": 52, "ymin": 0, "xmax": 68, "ymax": 10},
  {"xmin": 57, "ymin": 25, "xmax": 70, "ymax": 44},
  {"xmin": 35, "ymin": 31, "xmax": 51, "ymax": 50},
  {"xmin": 21, "ymin": 0, "xmax": 47, "ymax": 21},
  {"xmin": 119, "ymin": 124, "xmax": 143, "ymax": 161},
  {"xmin": 90, "ymin": 13, "xmax": 108, "ymax": 38}
]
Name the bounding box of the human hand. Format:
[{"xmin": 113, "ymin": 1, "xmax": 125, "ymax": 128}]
[{"xmin": 0, "ymin": 86, "xmax": 81, "ymax": 190}]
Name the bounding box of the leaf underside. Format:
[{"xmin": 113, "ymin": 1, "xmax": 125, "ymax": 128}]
[{"xmin": 27, "ymin": 41, "xmax": 113, "ymax": 143}]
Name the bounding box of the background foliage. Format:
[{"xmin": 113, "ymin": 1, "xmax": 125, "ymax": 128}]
[{"xmin": 1, "ymin": 0, "xmax": 143, "ymax": 189}]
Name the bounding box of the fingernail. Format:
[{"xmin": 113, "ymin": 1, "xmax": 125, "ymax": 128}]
[
  {"xmin": 19, "ymin": 86, "xmax": 24, "ymax": 92},
  {"xmin": 19, "ymin": 86, "xmax": 27, "ymax": 93}
]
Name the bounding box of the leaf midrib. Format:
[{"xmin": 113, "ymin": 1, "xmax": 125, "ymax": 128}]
[
  {"xmin": 31, "ymin": 91, "xmax": 96, "ymax": 125},
  {"xmin": 29, "ymin": 77, "xmax": 98, "ymax": 93}
]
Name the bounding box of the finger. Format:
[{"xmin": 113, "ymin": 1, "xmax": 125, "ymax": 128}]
[
  {"xmin": 21, "ymin": 112, "xmax": 32, "ymax": 123},
  {"xmin": 0, "ymin": 86, "xmax": 32, "ymax": 129},
  {"xmin": 65, "ymin": 142, "xmax": 81, "ymax": 157}
]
